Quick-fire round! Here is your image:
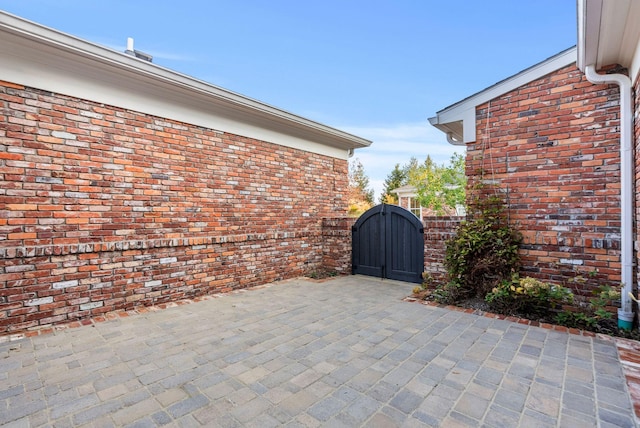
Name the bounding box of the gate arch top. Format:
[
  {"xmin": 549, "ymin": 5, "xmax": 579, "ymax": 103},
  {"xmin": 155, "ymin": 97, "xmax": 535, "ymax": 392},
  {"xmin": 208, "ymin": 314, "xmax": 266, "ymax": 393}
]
[{"xmin": 353, "ymin": 204, "xmax": 423, "ymax": 231}]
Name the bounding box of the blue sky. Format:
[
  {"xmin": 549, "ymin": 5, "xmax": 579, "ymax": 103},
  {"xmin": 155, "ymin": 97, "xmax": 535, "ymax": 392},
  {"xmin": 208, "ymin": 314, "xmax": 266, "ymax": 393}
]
[{"xmin": 0, "ymin": 1, "xmax": 577, "ymax": 198}]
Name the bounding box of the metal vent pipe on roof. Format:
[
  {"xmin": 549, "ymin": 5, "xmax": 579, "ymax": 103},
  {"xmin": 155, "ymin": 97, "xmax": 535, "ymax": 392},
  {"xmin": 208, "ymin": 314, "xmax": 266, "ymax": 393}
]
[
  {"xmin": 126, "ymin": 37, "xmax": 134, "ymax": 53},
  {"xmin": 124, "ymin": 37, "xmax": 152, "ymax": 62}
]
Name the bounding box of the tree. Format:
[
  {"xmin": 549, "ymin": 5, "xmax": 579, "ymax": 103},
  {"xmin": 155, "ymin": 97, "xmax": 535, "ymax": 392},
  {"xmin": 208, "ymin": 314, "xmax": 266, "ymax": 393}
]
[
  {"xmin": 347, "ymin": 158, "xmax": 374, "ymax": 216},
  {"xmin": 403, "ymin": 156, "xmax": 423, "ymax": 187},
  {"xmin": 382, "ymin": 153, "xmax": 466, "ymax": 215},
  {"xmin": 414, "ymin": 153, "xmax": 466, "ymax": 215},
  {"xmin": 380, "ymin": 163, "xmax": 406, "ymax": 204}
]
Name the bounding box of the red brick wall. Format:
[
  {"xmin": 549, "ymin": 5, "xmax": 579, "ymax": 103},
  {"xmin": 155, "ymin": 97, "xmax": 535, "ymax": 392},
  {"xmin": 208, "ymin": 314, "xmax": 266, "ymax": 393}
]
[
  {"xmin": 467, "ymin": 64, "xmax": 621, "ymax": 294},
  {"xmin": 398, "ymin": 197, "xmax": 410, "ymax": 211},
  {"xmin": 321, "ymin": 217, "xmax": 353, "ymax": 274},
  {"xmin": 0, "ymin": 81, "xmax": 349, "ymax": 334}
]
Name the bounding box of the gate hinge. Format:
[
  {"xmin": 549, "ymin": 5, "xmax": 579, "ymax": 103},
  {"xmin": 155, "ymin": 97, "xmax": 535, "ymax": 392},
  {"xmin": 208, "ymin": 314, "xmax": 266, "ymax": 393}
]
[
  {"xmin": 352, "ymin": 225, "xmax": 357, "ymax": 232},
  {"xmin": 419, "ymin": 228, "xmax": 424, "ymax": 234}
]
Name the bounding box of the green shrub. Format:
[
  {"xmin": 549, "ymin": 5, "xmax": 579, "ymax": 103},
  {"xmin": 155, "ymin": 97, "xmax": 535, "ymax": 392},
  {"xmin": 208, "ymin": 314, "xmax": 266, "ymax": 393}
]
[
  {"xmin": 554, "ymin": 285, "xmax": 620, "ymax": 330},
  {"xmin": 443, "ymin": 189, "xmax": 521, "ymax": 300},
  {"xmin": 431, "ymin": 280, "xmax": 464, "ymax": 305},
  {"xmin": 485, "ymin": 275, "xmax": 573, "ymax": 317}
]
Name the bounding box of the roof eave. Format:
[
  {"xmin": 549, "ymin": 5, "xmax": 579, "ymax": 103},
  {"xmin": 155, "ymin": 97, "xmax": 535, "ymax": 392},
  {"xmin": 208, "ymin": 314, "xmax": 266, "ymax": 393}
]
[
  {"xmin": 427, "ymin": 118, "xmax": 466, "ymax": 146},
  {"xmin": 430, "ymin": 47, "xmax": 577, "ymax": 145},
  {"xmin": 0, "ymin": 11, "xmax": 371, "ymax": 153}
]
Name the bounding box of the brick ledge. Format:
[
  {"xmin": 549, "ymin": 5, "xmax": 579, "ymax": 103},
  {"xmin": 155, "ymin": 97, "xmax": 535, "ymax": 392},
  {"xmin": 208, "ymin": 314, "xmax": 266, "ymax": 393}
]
[{"xmin": 0, "ymin": 231, "xmax": 319, "ymax": 259}]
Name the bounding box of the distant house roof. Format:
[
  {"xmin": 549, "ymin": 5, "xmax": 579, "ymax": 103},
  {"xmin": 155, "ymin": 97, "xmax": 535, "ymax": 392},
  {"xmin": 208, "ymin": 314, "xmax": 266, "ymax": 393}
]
[
  {"xmin": 0, "ymin": 11, "xmax": 371, "ymax": 159},
  {"xmin": 429, "ymin": 47, "xmax": 576, "ymax": 145},
  {"xmin": 392, "ymin": 184, "xmax": 417, "ymax": 197}
]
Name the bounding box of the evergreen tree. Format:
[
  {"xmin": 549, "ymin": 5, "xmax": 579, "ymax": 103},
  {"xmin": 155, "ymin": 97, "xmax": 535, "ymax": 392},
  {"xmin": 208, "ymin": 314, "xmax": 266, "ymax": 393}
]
[
  {"xmin": 347, "ymin": 158, "xmax": 375, "ymax": 216},
  {"xmin": 403, "ymin": 157, "xmax": 420, "ymax": 184},
  {"xmin": 380, "ymin": 163, "xmax": 406, "ymax": 204}
]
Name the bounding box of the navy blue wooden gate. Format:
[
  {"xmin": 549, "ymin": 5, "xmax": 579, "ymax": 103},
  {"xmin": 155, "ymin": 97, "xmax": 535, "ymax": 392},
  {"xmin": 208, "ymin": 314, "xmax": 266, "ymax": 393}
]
[{"xmin": 352, "ymin": 204, "xmax": 424, "ymax": 284}]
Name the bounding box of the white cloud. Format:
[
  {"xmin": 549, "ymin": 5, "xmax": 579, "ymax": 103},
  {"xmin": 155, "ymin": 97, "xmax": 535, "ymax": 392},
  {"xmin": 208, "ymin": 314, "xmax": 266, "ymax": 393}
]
[{"xmin": 345, "ymin": 122, "xmax": 464, "ymax": 200}]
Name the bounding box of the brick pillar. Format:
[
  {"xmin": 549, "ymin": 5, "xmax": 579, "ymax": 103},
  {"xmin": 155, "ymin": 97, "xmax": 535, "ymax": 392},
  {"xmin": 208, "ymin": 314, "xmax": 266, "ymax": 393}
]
[{"xmin": 423, "ymin": 216, "xmax": 465, "ymax": 281}]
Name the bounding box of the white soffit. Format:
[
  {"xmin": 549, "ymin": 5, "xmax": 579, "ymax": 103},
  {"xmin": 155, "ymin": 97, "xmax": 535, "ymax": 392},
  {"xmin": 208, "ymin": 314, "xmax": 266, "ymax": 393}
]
[
  {"xmin": 0, "ymin": 11, "xmax": 371, "ymax": 159},
  {"xmin": 429, "ymin": 47, "xmax": 577, "ymax": 145},
  {"xmin": 578, "ymin": 0, "xmax": 640, "ymax": 82},
  {"xmin": 598, "ymin": 0, "xmax": 640, "ymax": 70}
]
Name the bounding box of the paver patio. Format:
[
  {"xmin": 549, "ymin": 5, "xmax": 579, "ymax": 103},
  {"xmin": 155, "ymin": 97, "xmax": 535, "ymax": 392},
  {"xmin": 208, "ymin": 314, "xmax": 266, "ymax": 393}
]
[{"xmin": 0, "ymin": 275, "xmax": 637, "ymax": 427}]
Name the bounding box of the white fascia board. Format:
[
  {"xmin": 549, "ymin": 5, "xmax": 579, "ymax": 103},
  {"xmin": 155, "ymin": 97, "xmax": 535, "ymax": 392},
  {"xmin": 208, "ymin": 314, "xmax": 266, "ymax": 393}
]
[
  {"xmin": 0, "ymin": 11, "xmax": 371, "ymax": 159},
  {"xmin": 576, "ymin": 0, "xmax": 599, "ymax": 71},
  {"xmin": 431, "ymin": 47, "xmax": 577, "ymax": 145}
]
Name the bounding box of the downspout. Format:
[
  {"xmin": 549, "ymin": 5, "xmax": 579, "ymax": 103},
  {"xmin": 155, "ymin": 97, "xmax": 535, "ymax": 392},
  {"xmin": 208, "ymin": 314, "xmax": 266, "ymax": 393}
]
[{"xmin": 584, "ymin": 65, "xmax": 634, "ymax": 320}]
